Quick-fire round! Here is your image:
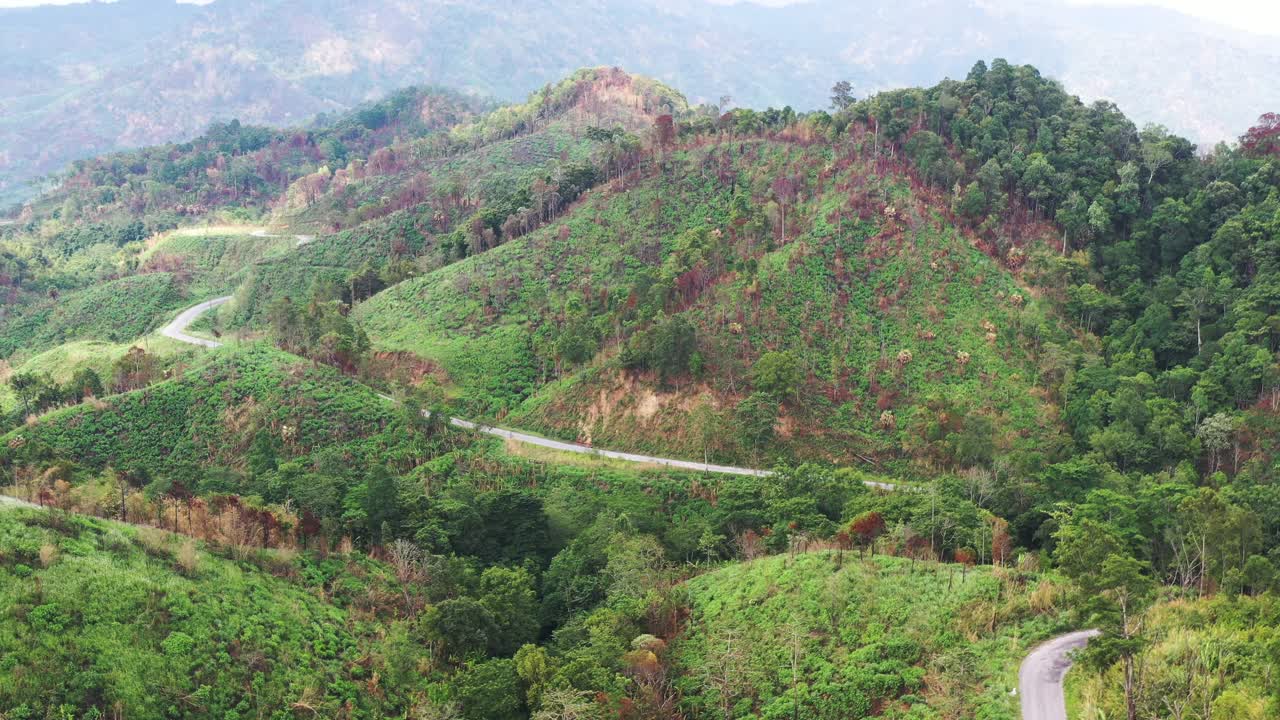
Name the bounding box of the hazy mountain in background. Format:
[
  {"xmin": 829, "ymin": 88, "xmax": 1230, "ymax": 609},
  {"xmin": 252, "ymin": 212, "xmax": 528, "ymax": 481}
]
[{"xmin": 2, "ymin": 0, "xmax": 1277, "ymax": 206}]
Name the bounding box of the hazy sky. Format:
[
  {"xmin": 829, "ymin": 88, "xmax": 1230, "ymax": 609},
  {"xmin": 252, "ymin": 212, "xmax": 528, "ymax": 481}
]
[
  {"xmin": 0, "ymin": 0, "xmax": 1277, "ymax": 36},
  {"xmin": 1066, "ymin": 0, "xmax": 1280, "ymax": 36},
  {"xmin": 701, "ymin": 0, "xmax": 1280, "ymax": 36}
]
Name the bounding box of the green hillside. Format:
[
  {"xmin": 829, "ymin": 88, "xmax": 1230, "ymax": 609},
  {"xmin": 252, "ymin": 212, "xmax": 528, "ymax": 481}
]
[
  {"xmin": 3, "ymin": 57, "xmax": 1280, "ymax": 720},
  {"xmin": 0, "ymin": 273, "xmax": 186, "ymax": 359},
  {"xmin": 0, "ymin": 86, "xmax": 483, "ymax": 364},
  {"xmin": 0, "ymin": 509, "xmax": 415, "ymax": 718},
  {"xmin": 673, "ymin": 552, "xmax": 1066, "ymax": 719},
  {"xmin": 0, "ymin": 345, "xmax": 423, "ymax": 485},
  {"xmin": 223, "ymin": 68, "xmax": 684, "ymax": 328},
  {"xmin": 0, "ymin": 345, "xmax": 445, "ymax": 484},
  {"xmin": 357, "ymin": 138, "xmax": 1055, "ymax": 467},
  {"xmin": 0, "ymin": 503, "xmax": 1066, "ymax": 720}
]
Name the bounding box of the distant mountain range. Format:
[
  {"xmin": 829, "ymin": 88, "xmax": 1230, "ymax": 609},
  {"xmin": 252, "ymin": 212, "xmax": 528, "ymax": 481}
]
[{"xmin": 2, "ymin": 0, "xmax": 1277, "ymax": 206}]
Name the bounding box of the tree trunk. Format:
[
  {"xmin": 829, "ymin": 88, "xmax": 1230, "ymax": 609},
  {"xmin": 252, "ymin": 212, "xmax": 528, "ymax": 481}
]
[{"xmin": 1124, "ymin": 653, "xmax": 1138, "ymax": 720}]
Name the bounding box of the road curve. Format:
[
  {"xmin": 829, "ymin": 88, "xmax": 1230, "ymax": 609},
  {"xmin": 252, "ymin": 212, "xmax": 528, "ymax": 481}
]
[
  {"xmin": 250, "ymin": 228, "xmax": 315, "ymax": 246},
  {"xmin": 159, "ymin": 296, "xmax": 233, "ymax": 348},
  {"xmin": 24, "ymin": 295, "xmax": 1082, "ymax": 711},
  {"xmin": 162, "ymin": 298, "xmax": 781, "ymax": 477},
  {"xmin": 1019, "ymin": 629, "xmax": 1099, "ymax": 720},
  {"xmin": 454, "ymin": 416, "xmax": 770, "ymax": 476},
  {"xmin": 159, "ymin": 298, "xmax": 900, "ymax": 483}
]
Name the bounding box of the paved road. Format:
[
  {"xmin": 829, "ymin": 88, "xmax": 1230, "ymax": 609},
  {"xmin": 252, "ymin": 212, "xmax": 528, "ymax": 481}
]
[
  {"xmin": 159, "ymin": 296, "xmax": 233, "ymax": 348},
  {"xmin": 1019, "ymin": 629, "xmax": 1099, "ymax": 720},
  {"xmin": 35, "ymin": 293, "xmax": 1091, "ymax": 709},
  {"xmin": 0, "ymin": 494, "xmax": 38, "ymax": 510},
  {"xmin": 163, "ymin": 297, "xmax": 797, "ymax": 479},
  {"xmin": 250, "ymin": 228, "xmax": 315, "ymax": 246},
  {"xmin": 453, "ymin": 415, "xmax": 771, "ymax": 476}
]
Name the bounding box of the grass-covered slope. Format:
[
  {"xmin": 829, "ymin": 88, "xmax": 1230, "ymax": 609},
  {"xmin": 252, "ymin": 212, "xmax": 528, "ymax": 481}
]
[
  {"xmin": 671, "ymin": 552, "xmax": 1066, "ymax": 719},
  {"xmin": 139, "ymin": 226, "xmax": 299, "ymax": 294},
  {"xmin": 0, "ymin": 337, "xmax": 196, "ymax": 416},
  {"xmin": 0, "ymin": 273, "xmax": 186, "ymax": 359},
  {"xmin": 356, "ymin": 138, "xmax": 1058, "ymax": 466},
  {"xmin": 0, "ymin": 509, "xmax": 412, "ymax": 718},
  {"xmin": 1070, "ymin": 594, "xmax": 1279, "ymax": 720},
  {"xmin": 224, "ymin": 68, "xmax": 684, "ymax": 327},
  {"xmin": 0, "ymin": 346, "xmax": 409, "ymax": 483}
]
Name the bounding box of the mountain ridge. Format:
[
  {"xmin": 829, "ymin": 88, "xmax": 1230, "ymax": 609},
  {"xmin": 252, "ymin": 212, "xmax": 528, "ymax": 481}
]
[{"xmin": 2, "ymin": 0, "xmax": 1278, "ymax": 206}]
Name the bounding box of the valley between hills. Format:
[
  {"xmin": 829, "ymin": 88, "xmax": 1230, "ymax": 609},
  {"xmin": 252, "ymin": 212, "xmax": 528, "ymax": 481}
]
[{"xmin": 1, "ymin": 61, "xmax": 1279, "ymax": 720}]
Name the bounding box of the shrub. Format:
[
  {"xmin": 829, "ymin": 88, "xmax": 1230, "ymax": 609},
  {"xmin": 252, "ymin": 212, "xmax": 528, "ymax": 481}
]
[
  {"xmin": 751, "ymin": 351, "xmax": 803, "ymax": 400},
  {"xmin": 161, "ymin": 631, "xmax": 196, "ymax": 657},
  {"xmin": 38, "ymin": 543, "xmax": 57, "ymax": 568},
  {"xmin": 27, "ymin": 603, "xmax": 70, "ymax": 633},
  {"xmin": 176, "ymin": 539, "xmax": 200, "ymax": 576}
]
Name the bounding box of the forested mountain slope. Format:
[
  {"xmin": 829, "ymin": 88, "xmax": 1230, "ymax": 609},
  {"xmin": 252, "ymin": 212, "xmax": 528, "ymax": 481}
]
[
  {"xmin": 2, "ymin": 0, "xmax": 1278, "ymax": 205},
  {"xmin": 3, "ymin": 58, "xmax": 1280, "ymax": 720},
  {"xmin": 0, "ymin": 88, "xmax": 478, "ymax": 367}
]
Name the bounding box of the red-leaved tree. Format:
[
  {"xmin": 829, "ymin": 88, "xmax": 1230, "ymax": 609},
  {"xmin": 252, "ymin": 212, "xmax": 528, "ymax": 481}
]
[
  {"xmin": 849, "ymin": 511, "xmax": 885, "ymax": 559},
  {"xmin": 1241, "ymin": 113, "xmax": 1280, "ymax": 158}
]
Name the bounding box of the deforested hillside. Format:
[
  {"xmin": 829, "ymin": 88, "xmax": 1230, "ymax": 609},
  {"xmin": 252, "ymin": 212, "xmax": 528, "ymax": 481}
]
[
  {"xmin": 20, "ymin": 85, "xmax": 484, "ymax": 229},
  {"xmin": 224, "ymin": 68, "xmax": 686, "ymax": 327},
  {"xmin": 0, "ymin": 88, "xmax": 481, "ymax": 369},
  {"xmin": 356, "ymin": 136, "xmax": 1059, "ymax": 468},
  {"xmin": 2, "ymin": 0, "xmax": 1278, "ymax": 207}
]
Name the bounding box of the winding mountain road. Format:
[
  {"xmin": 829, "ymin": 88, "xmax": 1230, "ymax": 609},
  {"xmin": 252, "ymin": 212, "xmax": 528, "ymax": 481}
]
[
  {"xmin": 160, "ymin": 296, "xmax": 777, "ymax": 477},
  {"xmin": 1019, "ymin": 629, "xmax": 1099, "ymax": 720},
  {"xmin": 159, "ymin": 296, "xmax": 233, "ymax": 347},
  {"xmin": 18, "ymin": 295, "xmax": 1094, "ymax": 713}
]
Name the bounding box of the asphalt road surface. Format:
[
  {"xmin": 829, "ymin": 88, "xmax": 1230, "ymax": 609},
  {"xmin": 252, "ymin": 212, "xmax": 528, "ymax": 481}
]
[
  {"xmin": 1019, "ymin": 629, "xmax": 1100, "ymax": 720},
  {"xmin": 250, "ymin": 228, "xmax": 314, "ymax": 246},
  {"xmin": 159, "ymin": 296, "xmax": 233, "ymax": 348},
  {"xmin": 0, "ymin": 494, "xmax": 38, "ymax": 510}
]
